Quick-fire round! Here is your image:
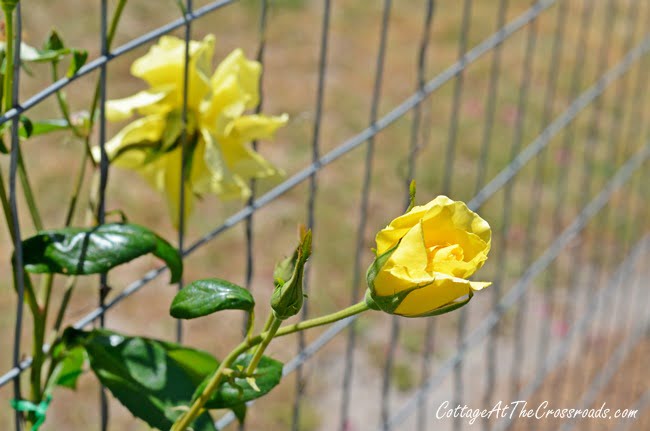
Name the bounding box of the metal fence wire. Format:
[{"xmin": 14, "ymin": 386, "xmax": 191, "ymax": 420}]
[{"xmin": 1, "ymin": 0, "xmax": 649, "ymax": 430}]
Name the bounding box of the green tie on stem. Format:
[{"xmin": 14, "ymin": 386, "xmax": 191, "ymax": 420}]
[{"xmin": 10, "ymin": 394, "xmax": 52, "ymax": 431}]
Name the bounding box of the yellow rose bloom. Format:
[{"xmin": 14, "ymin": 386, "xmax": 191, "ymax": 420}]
[
  {"xmin": 95, "ymin": 35, "xmax": 288, "ymax": 226},
  {"xmin": 366, "ymin": 195, "xmax": 491, "ymax": 318}
]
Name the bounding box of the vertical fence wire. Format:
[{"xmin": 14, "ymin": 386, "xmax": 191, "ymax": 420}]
[
  {"xmin": 243, "ymin": 0, "xmax": 269, "ymax": 329},
  {"xmin": 558, "ymin": 239, "xmax": 649, "ymax": 431},
  {"xmin": 501, "ymin": 0, "xmax": 540, "ymax": 400},
  {"xmin": 240, "ymin": 4, "xmax": 269, "ymax": 428},
  {"xmin": 96, "ymin": 0, "xmax": 110, "ymax": 429},
  {"xmin": 292, "ymin": 1, "xmax": 332, "ymax": 429},
  {"xmin": 551, "ymin": 0, "xmax": 616, "ymax": 401},
  {"xmin": 338, "ymin": 1, "xmax": 392, "ymax": 430},
  {"xmin": 477, "ymin": 3, "xmax": 510, "ymax": 430},
  {"xmin": 381, "ymin": 1, "xmax": 439, "ymax": 428},
  {"xmin": 414, "ymin": 2, "xmax": 436, "ymax": 430},
  {"xmin": 176, "ymin": 0, "xmax": 194, "ymax": 345},
  {"xmin": 491, "ymin": 230, "xmax": 649, "ymax": 431},
  {"xmin": 532, "ymin": 3, "xmax": 592, "ymax": 392},
  {"xmin": 608, "ymin": 3, "xmax": 650, "ymax": 409},
  {"xmin": 527, "ymin": 0, "xmax": 569, "ymax": 379},
  {"xmin": 448, "ymin": 2, "xmax": 473, "ymax": 431},
  {"xmin": 9, "ymin": 5, "xmax": 24, "ymax": 430},
  {"xmin": 572, "ymin": 0, "xmax": 644, "ymax": 410}
]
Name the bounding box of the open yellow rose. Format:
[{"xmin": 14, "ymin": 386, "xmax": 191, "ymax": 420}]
[
  {"xmin": 365, "ymin": 195, "xmax": 491, "ymax": 317},
  {"xmin": 95, "ymin": 35, "xmax": 288, "ymax": 227}
]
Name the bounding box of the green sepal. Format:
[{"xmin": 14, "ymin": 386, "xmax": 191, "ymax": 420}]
[
  {"xmin": 170, "ymin": 278, "xmax": 255, "ymax": 319},
  {"xmin": 66, "ymin": 49, "xmax": 88, "ymax": 77},
  {"xmin": 62, "ymin": 328, "xmax": 218, "ymax": 431},
  {"xmin": 51, "ymin": 347, "xmax": 86, "ymax": 390},
  {"xmin": 44, "ymin": 30, "xmax": 65, "ymax": 52},
  {"xmin": 365, "ymin": 243, "xmax": 398, "ymax": 294},
  {"xmin": 20, "ymin": 223, "xmax": 182, "ymax": 283},
  {"xmin": 200, "ymin": 353, "xmax": 283, "ymax": 409}
]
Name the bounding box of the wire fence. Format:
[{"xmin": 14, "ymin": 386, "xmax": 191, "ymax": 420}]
[{"xmin": 1, "ymin": 0, "xmax": 649, "ymax": 430}]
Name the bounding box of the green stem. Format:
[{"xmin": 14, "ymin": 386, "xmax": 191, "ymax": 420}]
[
  {"xmin": 50, "ymin": 61, "xmax": 84, "ymax": 138},
  {"xmin": 64, "ymin": 150, "xmax": 89, "ymax": 226},
  {"xmin": 245, "ymin": 309, "xmax": 255, "ymax": 344},
  {"xmin": 245, "ymin": 316, "xmax": 281, "ymax": 375},
  {"xmin": 50, "ymin": 276, "xmax": 77, "ymax": 340},
  {"xmin": 260, "ymin": 312, "xmax": 275, "ymax": 334},
  {"xmin": 1, "ymin": 4, "xmax": 44, "ymax": 233},
  {"xmin": 17, "ymin": 152, "xmax": 43, "ymax": 230},
  {"xmin": 0, "ymin": 166, "xmax": 16, "ymax": 243},
  {"xmin": 274, "ymin": 301, "xmax": 369, "ymax": 338},
  {"xmin": 2, "ymin": 2, "xmax": 14, "ymax": 114},
  {"xmin": 171, "ymin": 342, "xmax": 252, "ymax": 431},
  {"xmin": 171, "ymin": 301, "xmax": 370, "ymax": 430}
]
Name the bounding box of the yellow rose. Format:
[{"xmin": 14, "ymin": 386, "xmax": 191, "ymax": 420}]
[
  {"xmin": 365, "ymin": 195, "xmax": 491, "ymax": 317},
  {"xmin": 94, "ymin": 35, "xmax": 288, "ymax": 227}
]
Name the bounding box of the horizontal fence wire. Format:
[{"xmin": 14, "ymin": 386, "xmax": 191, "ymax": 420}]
[{"xmin": 0, "ymin": 0, "xmax": 560, "ymax": 388}]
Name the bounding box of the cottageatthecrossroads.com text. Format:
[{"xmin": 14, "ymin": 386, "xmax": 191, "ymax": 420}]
[{"xmin": 436, "ymin": 401, "xmax": 639, "ymax": 425}]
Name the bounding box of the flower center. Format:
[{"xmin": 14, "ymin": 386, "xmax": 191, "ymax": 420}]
[{"xmin": 427, "ymin": 243, "xmax": 464, "ymax": 262}]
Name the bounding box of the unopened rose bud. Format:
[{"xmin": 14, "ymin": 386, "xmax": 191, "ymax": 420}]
[{"xmin": 271, "ymin": 227, "xmax": 311, "ymax": 320}]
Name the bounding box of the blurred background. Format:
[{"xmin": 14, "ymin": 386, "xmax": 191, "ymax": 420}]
[{"xmin": 0, "ymin": 0, "xmax": 648, "ymax": 430}]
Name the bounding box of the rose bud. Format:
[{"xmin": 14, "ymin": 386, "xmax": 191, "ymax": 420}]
[
  {"xmin": 271, "ymin": 227, "xmax": 312, "ymax": 320},
  {"xmin": 365, "ymin": 196, "xmax": 491, "ymax": 317}
]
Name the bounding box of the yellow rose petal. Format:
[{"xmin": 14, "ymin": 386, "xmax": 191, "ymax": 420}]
[
  {"xmin": 106, "ymin": 89, "xmax": 169, "ymax": 121},
  {"xmin": 393, "ymin": 274, "xmax": 472, "ymax": 317},
  {"xmin": 99, "ymin": 116, "xmax": 166, "ymax": 168}
]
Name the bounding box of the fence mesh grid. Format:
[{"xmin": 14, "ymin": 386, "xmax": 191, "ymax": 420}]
[{"xmin": 0, "ymin": 1, "xmax": 648, "ymax": 430}]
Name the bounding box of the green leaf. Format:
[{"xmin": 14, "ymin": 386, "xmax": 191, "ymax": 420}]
[
  {"xmin": 203, "ymin": 353, "xmax": 283, "ymax": 409},
  {"xmin": 170, "ymin": 278, "xmax": 254, "ymax": 319},
  {"xmin": 66, "ymin": 49, "xmax": 88, "ymax": 77},
  {"xmin": 44, "ymin": 30, "xmax": 65, "ymax": 52},
  {"xmin": 1, "ymin": 117, "xmax": 67, "ymax": 141},
  {"xmin": 19, "ymin": 116, "xmax": 33, "ymax": 138},
  {"xmin": 231, "ymin": 403, "xmax": 247, "ymax": 424},
  {"xmin": 21, "ymin": 223, "xmax": 182, "ymax": 283},
  {"xmin": 55, "ymin": 347, "xmax": 86, "ymax": 389},
  {"xmin": 26, "ymin": 119, "xmax": 70, "ymax": 137},
  {"xmin": 63, "ymin": 328, "xmax": 218, "ymax": 431}
]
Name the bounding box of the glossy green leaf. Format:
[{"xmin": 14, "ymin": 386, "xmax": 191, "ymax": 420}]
[
  {"xmin": 21, "ymin": 223, "xmax": 182, "ymax": 283},
  {"xmin": 63, "ymin": 328, "xmax": 218, "ymax": 431},
  {"xmin": 170, "ymin": 278, "xmax": 254, "ymax": 319},
  {"xmin": 203, "ymin": 353, "xmax": 283, "ymax": 409}
]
